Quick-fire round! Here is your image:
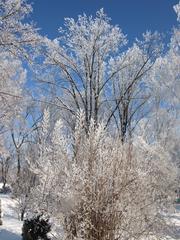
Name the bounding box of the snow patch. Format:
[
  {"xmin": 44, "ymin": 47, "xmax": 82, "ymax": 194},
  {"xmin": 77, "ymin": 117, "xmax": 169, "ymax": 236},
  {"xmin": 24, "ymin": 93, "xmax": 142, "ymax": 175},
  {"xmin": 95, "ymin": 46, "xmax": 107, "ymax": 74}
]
[{"xmin": 0, "ymin": 194, "xmax": 22, "ymax": 240}]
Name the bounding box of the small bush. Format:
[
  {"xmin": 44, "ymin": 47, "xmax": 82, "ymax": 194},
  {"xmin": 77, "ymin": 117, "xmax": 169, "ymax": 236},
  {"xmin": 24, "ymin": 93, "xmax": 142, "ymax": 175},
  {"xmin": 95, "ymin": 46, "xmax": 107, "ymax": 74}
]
[
  {"xmin": 176, "ymin": 198, "xmax": 180, "ymax": 204},
  {"xmin": 22, "ymin": 214, "xmax": 51, "ymax": 240},
  {"xmin": 0, "ymin": 185, "xmax": 11, "ymax": 194}
]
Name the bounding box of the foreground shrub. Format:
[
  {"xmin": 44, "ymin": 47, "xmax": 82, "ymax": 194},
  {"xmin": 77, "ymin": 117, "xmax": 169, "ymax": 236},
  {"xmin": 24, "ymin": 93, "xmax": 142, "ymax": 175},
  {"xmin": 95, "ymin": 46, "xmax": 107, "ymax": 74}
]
[
  {"xmin": 31, "ymin": 112, "xmax": 177, "ymax": 240},
  {"xmin": 22, "ymin": 214, "xmax": 51, "ymax": 240}
]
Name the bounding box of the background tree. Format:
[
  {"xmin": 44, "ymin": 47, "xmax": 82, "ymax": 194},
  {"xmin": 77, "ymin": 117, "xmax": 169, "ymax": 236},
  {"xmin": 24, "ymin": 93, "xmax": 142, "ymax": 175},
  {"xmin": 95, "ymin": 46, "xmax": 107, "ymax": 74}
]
[
  {"xmin": 0, "ymin": 136, "xmax": 11, "ymax": 191},
  {"xmin": 41, "ymin": 10, "xmax": 162, "ymax": 143}
]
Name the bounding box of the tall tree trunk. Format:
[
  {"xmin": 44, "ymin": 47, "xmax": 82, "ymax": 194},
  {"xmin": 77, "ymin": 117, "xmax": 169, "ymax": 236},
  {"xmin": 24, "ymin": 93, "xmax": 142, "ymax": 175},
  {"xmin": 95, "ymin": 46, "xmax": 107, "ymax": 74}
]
[
  {"xmin": 21, "ymin": 207, "xmax": 25, "ymax": 221},
  {"xmin": 17, "ymin": 150, "xmax": 21, "ymax": 176}
]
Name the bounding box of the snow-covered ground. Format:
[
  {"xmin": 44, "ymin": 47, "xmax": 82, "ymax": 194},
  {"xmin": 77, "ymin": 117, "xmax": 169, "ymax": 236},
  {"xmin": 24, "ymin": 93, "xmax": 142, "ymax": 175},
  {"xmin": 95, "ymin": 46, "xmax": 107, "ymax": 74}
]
[
  {"xmin": 0, "ymin": 193, "xmax": 179, "ymax": 240},
  {"xmin": 0, "ymin": 194, "xmax": 22, "ymax": 240}
]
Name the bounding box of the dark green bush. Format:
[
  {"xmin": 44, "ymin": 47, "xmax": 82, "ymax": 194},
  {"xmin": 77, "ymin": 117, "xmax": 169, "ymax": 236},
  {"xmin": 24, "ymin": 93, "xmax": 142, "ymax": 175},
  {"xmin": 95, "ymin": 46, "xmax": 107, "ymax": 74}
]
[
  {"xmin": 22, "ymin": 214, "xmax": 51, "ymax": 240},
  {"xmin": 176, "ymin": 198, "xmax": 180, "ymax": 204}
]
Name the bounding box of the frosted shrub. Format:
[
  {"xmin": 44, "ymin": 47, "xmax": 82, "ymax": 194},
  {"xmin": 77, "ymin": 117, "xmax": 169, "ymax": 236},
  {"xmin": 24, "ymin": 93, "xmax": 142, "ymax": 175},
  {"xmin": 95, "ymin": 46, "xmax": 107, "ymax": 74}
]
[{"xmin": 33, "ymin": 111, "xmax": 177, "ymax": 240}]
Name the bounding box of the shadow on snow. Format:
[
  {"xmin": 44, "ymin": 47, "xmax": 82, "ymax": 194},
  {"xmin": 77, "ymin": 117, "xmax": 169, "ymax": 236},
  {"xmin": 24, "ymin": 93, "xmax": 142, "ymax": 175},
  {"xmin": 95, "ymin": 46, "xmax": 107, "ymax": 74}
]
[{"xmin": 0, "ymin": 229, "xmax": 21, "ymax": 240}]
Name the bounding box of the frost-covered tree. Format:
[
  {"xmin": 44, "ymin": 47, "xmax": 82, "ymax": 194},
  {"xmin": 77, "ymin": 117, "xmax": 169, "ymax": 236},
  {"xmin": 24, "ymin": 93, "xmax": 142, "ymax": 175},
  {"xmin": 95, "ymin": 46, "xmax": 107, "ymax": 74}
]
[
  {"xmin": 30, "ymin": 110, "xmax": 177, "ymax": 240},
  {"xmin": 12, "ymin": 164, "xmax": 37, "ymax": 221},
  {"xmin": 0, "ymin": 0, "xmax": 39, "ymax": 59},
  {"xmin": 0, "ymin": 52, "xmax": 26, "ymax": 132},
  {"xmin": 107, "ymin": 31, "xmax": 162, "ymax": 141},
  {"xmin": 42, "ymin": 9, "xmax": 162, "ymax": 141},
  {"xmin": 0, "ymin": 136, "xmax": 11, "ymax": 190},
  {"xmin": 43, "ymin": 9, "xmax": 126, "ymax": 132},
  {"xmin": 137, "ymin": 1, "xmax": 180, "ymax": 165},
  {"xmin": 134, "ymin": 1, "xmax": 180, "ymax": 207},
  {"xmin": 0, "ymin": 0, "xmax": 40, "ymax": 132}
]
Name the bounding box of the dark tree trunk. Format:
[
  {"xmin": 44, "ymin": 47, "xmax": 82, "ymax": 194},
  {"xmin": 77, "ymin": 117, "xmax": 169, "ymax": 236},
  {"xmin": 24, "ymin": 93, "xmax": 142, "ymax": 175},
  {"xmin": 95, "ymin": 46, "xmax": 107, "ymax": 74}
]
[
  {"xmin": 21, "ymin": 208, "xmax": 25, "ymax": 221},
  {"xmin": 17, "ymin": 152, "xmax": 21, "ymax": 176}
]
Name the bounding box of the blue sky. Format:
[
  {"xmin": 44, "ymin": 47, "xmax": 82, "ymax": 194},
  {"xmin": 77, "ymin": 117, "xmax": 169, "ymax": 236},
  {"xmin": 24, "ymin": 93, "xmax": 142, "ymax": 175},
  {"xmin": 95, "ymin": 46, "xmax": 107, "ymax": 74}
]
[{"xmin": 29, "ymin": 0, "xmax": 179, "ymax": 43}]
